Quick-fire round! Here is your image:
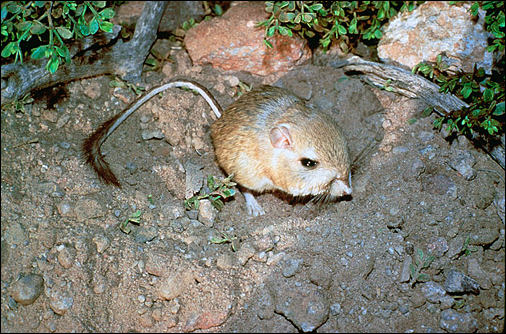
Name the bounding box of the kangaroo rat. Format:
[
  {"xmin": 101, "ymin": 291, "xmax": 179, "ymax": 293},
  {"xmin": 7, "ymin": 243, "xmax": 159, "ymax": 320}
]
[{"xmin": 82, "ymin": 79, "xmax": 352, "ymax": 216}]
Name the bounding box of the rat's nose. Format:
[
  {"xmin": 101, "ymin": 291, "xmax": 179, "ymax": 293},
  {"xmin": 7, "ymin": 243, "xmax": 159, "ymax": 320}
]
[{"xmin": 331, "ymin": 172, "xmax": 352, "ymax": 197}]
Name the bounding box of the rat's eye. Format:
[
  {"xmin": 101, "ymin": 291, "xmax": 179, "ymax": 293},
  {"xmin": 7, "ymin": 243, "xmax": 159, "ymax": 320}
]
[{"xmin": 300, "ymin": 158, "xmax": 318, "ymax": 168}]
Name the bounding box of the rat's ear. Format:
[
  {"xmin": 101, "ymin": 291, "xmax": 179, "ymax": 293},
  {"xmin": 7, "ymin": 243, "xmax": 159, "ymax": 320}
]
[{"xmin": 269, "ymin": 125, "xmax": 293, "ymax": 149}]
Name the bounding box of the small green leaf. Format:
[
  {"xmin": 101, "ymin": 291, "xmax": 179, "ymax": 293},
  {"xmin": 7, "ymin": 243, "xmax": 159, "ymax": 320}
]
[
  {"xmin": 213, "ymin": 4, "xmax": 223, "ymax": 16},
  {"xmin": 99, "ymin": 20, "xmax": 113, "ymax": 33},
  {"xmin": 278, "ymin": 26, "xmax": 292, "ymax": 36},
  {"xmin": 1, "ymin": 6, "xmax": 8, "ymax": 20},
  {"xmin": 483, "ymin": 88, "xmax": 494, "ymax": 102},
  {"xmin": 100, "ymin": 8, "xmax": 115, "ymax": 19},
  {"xmin": 89, "ymin": 17, "xmax": 99, "ymax": 34},
  {"xmin": 6, "ymin": 3, "xmax": 22, "ymax": 14},
  {"xmin": 1, "ymin": 41, "xmax": 17, "ymax": 57},
  {"xmin": 93, "ymin": 1, "xmax": 107, "ymax": 8},
  {"xmin": 31, "ymin": 45, "xmax": 49, "ymax": 59},
  {"xmin": 131, "ymin": 209, "xmax": 142, "ymax": 218},
  {"xmin": 337, "ymin": 24, "xmax": 347, "ymax": 35},
  {"xmin": 30, "ymin": 21, "xmax": 47, "ymax": 35},
  {"xmin": 267, "ymin": 25, "xmax": 276, "ymax": 37},
  {"xmin": 409, "ymin": 264, "xmax": 416, "ymax": 277},
  {"xmin": 302, "ymin": 13, "xmax": 313, "ymax": 23},
  {"xmin": 17, "ymin": 21, "xmax": 33, "ymax": 32},
  {"xmin": 460, "ymin": 85, "xmax": 473, "ymax": 99},
  {"xmin": 46, "ymin": 56, "xmax": 60, "ymax": 73},
  {"xmin": 310, "ymin": 3, "xmax": 323, "ymax": 11},
  {"xmin": 421, "ymin": 107, "xmax": 433, "ymax": 118},
  {"xmin": 79, "ymin": 23, "xmax": 90, "ymax": 36},
  {"xmin": 493, "ymin": 102, "xmax": 505, "ymax": 116},
  {"xmin": 470, "ymin": 2, "xmax": 480, "ymax": 16},
  {"xmin": 56, "ymin": 26, "xmax": 73, "ymax": 39}
]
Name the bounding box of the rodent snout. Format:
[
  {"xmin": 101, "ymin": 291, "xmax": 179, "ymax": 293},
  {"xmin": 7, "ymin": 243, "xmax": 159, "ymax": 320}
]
[{"xmin": 331, "ymin": 172, "xmax": 352, "ymax": 197}]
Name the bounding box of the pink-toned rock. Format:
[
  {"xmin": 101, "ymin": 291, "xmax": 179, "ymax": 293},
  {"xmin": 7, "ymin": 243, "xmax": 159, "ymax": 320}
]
[
  {"xmin": 184, "ymin": 2, "xmax": 311, "ymax": 76},
  {"xmin": 183, "ymin": 310, "xmax": 229, "ymax": 332},
  {"xmin": 378, "ymin": 1, "xmax": 493, "ymax": 73}
]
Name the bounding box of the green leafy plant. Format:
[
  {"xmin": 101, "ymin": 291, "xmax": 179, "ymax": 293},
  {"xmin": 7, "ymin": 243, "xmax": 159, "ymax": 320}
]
[
  {"xmin": 2, "ymin": 93, "xmax": 34, "ymax": 113},
  {"xmin": 460, "ymin": 235, "xmax": 479, "ymax": 257},
  {"xmin": 147, "ymin": 194, "xmax": 154, "ymax": 205},
  {"xmin": 413, "ymin": 2, "xmax": 505, "ymax": 140},
  {"xmin": 235, "ymin": 81, "xmax": 252, "ymax": 98},
  {"xmin": 181, "ymin": 17, "xmax": 196, "ymax": 31},
  {"xmin": 414, "ymin": 55, "xmax": 504, "ymax": 138},
  {"xmin": 257, "ymin": 1, "xmax": 418, "ymax": 51},
  {"xmin": 109, "ymin": 77, "xmax": 146, "ymax": 96},
  {"xmin": 409, "ymin": 247, "xmax": 435, "ymax": 286},
  {"xmin": 469, "ymin": 1, "xmax": 505, "ymax": 53},
  {"xmin": 120, "ymin": 209, "xmax": 142, "ymax": 234},
  {"xmin": 1, "ymin": 1, "xmax": 116, "ymax": 73},
  {"xmin": 184, "ymin": 174, "xmax": 237, "ymax": 211},
  {"xmin": 210, "ymin": 232, "xmax": 238, "ymax": 251}
]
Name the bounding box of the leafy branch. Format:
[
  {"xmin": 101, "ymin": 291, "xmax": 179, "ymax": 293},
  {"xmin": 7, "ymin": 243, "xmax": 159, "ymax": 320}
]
[
  {"xmin": 184, "ymin": 174, "xmax": 237, "ymax": 211},
  {"xmin": 1, "ymin": 1, "xmax": 116, "ymax": 73},
  {"xmin": 258, "ymin": 1, "xmax": 417, "ymax": 51},
  {"xmin": 409, "ymin": 247, "xmax": 435, "ymax": 286}
]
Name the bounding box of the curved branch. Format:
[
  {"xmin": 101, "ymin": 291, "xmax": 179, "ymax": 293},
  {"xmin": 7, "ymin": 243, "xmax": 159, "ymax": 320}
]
[
  {"xmin": 334, "ymin": 56, "xmax": 504, "ymax": 170},
  {"xmin": 1, "ymin": 1, "xmax": 168, "ymax": 106}
]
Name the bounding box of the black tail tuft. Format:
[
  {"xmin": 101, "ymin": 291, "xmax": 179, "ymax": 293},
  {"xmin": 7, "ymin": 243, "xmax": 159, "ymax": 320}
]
[{"xmin": 81, "ymin": 114, "xmax": 122, "ymax": 188}]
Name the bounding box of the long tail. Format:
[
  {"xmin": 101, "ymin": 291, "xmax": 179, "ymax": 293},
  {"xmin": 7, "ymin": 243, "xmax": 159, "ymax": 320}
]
[{"xmin": 82, "ymin": 79, "xmax": 223, "ymax": 187}]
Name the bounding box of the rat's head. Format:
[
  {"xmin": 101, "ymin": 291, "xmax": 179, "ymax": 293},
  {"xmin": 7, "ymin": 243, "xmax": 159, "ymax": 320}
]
[{"xmin": 267, "ymin": 112, "xmax": 352, "ymax": 200}]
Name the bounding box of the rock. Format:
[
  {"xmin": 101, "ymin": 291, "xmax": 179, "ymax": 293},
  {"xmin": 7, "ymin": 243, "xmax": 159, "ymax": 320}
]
[
  {"xmin": 184, "ymin": 2, "xmax": 311, "ymax": 76},
  {"xmin": 281, "ymin": 257, "xmax": 304, "ymax": 278},
  {"xmin": 197, "ymin": 199, "xmax": 217, "ymax": 227},
  {"xmin": 426, "ymin": 237, "xmax": 449, "ymax": 257},
  {"xmin": 74, "ymin": 198, "xmax": 103, "ymax": 222},
  {"xmin": 57, "ymin": 245, "xmax": 76, "ymax": 269},
  {"xmin": 493, "ymin": 192, "xmax": 505, "ymax": 224},
  {"xmin": 10, "ymin": 274, "xmax": 44, "ymax": 306},
  {"xmin": 309, "ymin": 259, "xmax": 333, "ymax": 289},
  {"xmin": 467, "ymin": 258, "xmax": 492, "ymax": 289},
  {"xmin": 92, "ymin": 235, "xmax": 110, "ymax": 254},
  {"xmin": 158, "ymin": 272, "xmax": 193, "ymax": 301},
  {"xmin": 468, "ymin": 227, "xmax": 499, "ymax": 246},
  {"xmin": 47, "ymin": 288, "xmax": 74, "ymax": 315},
  {"xmin": 378, "ymin": 2, "xmax": 493, "ymax": 74},
  {"xmin": 392, "ymin": 146, "xmax": 409, "ymax": 154},
  {"xmin": 449, "ymin": 150, "xmax": 476, "ymax": 181},
  {"xmin": 256, "ymin": 288, "xmax": 275, "ymax": 320},
  {"xmin": 421, "ymin": 174, "xmax": 457, "ymax": 198},
  {"xmin": 272, "ymin": 280, "xmax": 329, "ymax": 332},
  {"xmin": 421, "ymin": 281, "xmax": 447, "ymax": 304},
  {"xmin": 235, "ymin": 242, "xmax": 256, "ymax": 266},
  {"xmin": 57, "ymin": 201, "xmax": 72, "ymax": 216},
  {"xmin": 134, "ymin": 226, "xmax": 158, "ymax": 243},
  {"xmin": 216, "ymin": 253, "xmax": 235, "ymax": 270},
  {"xmin": 160, "ymin": 199, "xmax": 185, "ymax": 221},
  {"xmin": 141, "ymin": 129, "xmax": 165, "ymax": 140},
  {"xmin": 184, "ymin": 160, "xmax": 204, "ymax": 200},
  {"xmin": 330, "ymin": 303, "xmax": 342, "ymax": 316},
  {"xmin": 419, "ymin": 131, "xmax": 435, "ymax": 142},
  {"xmin": 145, "ymin": 253, "xmax": 173, "ymax": 277},
  {"xmin": 399, "ymin": 256, "xmax": 412, "ymax": 283},
  {"xmin": 443, "ymin": 269, "xmax": 480, "ymax": 294},
  {"xmin": 440, "ymin": 309, "xmax": 478, "ymax": 333},
  {"xmin": 183, "ymin": 310, "xmax": 230, "ymax": 332}
]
